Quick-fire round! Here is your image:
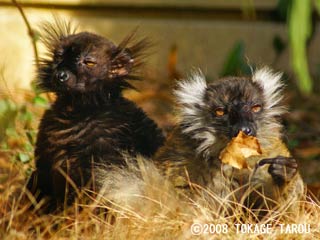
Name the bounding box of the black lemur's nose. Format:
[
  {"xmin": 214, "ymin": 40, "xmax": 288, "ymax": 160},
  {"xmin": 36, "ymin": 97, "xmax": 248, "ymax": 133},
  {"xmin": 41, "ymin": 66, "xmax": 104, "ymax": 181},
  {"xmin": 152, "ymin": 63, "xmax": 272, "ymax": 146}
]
[{"xmin": 56, "ymin": 71, "xmax": 69, "ymax": 82}]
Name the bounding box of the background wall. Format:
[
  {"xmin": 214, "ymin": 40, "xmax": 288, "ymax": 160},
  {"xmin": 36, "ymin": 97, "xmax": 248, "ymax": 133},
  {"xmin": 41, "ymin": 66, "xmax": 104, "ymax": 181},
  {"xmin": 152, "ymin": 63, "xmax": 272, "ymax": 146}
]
[{"xmin": 1, "ymin": 0, "xmax": 320, "ymax": 91}]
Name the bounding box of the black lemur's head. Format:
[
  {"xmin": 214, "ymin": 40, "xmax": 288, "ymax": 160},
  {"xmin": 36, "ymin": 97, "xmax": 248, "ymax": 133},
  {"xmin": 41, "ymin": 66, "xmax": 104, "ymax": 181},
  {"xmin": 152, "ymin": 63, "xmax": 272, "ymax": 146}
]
[
  {"xmin": 175, "ymin": 68, "xmax": 287, "ymax": 159},
  {"xmin": 37, "ymin": 20, "xmax": 148, "ymax": 96}
]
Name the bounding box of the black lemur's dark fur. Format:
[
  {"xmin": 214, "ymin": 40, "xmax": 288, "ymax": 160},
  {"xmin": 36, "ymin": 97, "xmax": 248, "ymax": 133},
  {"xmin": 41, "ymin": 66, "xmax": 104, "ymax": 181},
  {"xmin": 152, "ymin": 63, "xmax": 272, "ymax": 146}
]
[{"xmin": 27, "ymin": 20, "xmax": 164, "ymax": 208}]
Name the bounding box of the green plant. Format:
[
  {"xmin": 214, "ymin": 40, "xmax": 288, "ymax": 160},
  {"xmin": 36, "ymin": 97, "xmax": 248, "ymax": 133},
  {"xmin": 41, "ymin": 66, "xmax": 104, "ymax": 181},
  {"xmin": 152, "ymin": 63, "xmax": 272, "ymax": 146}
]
[
  {"xmin": 285, "ymin": 0, "xmax": 320, "ymax": 94},
  {"xmin": 0, "ymin": 92, "xmax": 48, "ymax": 165},
  {"xmin": 219, "ymin": 41, "xmax": 252, "ymax": 77},
  {"xmin": 288, "ymin": 0, "xmax": 313, "ymax": 94}
]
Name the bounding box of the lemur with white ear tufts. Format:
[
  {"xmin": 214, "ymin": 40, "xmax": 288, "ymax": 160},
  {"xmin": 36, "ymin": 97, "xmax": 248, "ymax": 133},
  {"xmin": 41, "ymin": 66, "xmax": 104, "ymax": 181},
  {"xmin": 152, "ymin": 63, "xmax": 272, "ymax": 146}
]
[
  {"xmin": 27, "ymin": 20, "xmax": 164, "ymax": 210},
  {"xmin": 155, "ymin": 68, "xmax": 304, "ymax": 210}
]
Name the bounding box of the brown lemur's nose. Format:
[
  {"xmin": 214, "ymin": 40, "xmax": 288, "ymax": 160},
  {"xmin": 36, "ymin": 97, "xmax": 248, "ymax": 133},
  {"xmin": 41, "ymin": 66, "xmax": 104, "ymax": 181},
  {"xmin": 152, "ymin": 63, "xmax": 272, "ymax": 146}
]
[
  {"xmin": 240, "ymin": 126, "xmax": 254, "ymax": 136},
  {"xmin": 229, "ymin": 104, "xmax": 257, "ymax": 138},
  {"xmin": 231, "ymin": 124, "xmax": 256, "ymax": 137},
  {"xmin": 56, "ymin": 71, "xmax": 70, "ymax": 82}
]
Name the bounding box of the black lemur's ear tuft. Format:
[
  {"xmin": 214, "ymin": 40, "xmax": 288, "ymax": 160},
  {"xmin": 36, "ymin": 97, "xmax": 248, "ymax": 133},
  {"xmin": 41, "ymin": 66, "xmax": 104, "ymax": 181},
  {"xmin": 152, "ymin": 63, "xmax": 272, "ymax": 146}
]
[
  {"xmin": 36, "ymin": 17, "xmax": 77, "ymax": 92},
  {"xmin": 109, "ymin": 30, "xmax": 151, "ymax": 80},
  {"xmin": 39, "ymin": 16, "xmax": 78, "ymax": 54}
]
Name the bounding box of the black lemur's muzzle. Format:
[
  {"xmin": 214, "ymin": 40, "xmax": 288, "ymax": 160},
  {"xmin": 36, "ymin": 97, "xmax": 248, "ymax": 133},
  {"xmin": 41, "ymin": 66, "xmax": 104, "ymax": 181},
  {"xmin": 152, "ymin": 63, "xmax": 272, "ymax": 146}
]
[{"xmin": 56, "ymin": 70, "xmax": 70, "ymax": 82}]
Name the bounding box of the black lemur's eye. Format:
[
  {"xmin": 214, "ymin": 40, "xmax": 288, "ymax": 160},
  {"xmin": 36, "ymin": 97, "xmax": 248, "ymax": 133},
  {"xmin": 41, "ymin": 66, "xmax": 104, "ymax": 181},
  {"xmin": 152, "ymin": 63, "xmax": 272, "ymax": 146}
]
[{"xmin": 84, "ymin": 58, "xmax": 97, "ymax": 67}]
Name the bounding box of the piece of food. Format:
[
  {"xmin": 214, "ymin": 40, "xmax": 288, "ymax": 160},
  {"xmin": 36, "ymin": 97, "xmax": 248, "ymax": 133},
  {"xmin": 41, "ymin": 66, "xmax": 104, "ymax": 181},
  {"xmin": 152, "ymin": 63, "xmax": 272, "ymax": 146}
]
[{"xmin": 219, "ymin": 131, "xmax": 262, "ymax": 169}]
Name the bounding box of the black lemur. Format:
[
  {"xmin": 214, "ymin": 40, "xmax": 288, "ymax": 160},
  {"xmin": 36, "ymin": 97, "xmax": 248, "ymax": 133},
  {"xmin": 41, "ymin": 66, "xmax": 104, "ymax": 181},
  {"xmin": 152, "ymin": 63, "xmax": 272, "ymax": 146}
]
[{"xmin": 27, "ymin": 20, "xmax": 164, "ymax": 208}]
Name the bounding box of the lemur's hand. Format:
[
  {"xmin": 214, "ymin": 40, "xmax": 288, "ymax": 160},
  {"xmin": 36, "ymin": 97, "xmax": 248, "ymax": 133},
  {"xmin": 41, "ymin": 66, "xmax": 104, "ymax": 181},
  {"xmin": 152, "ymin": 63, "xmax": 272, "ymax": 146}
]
[{"xmin": 258, "ymin": 156, "xmax": 298, "ymax": 186}]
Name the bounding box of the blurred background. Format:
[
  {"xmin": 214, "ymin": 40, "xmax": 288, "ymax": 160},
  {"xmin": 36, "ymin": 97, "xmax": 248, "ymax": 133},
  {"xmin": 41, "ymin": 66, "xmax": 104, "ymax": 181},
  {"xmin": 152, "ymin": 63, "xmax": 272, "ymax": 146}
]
[{"xmin": 0, "ymin": 0, "xmax": 319, "ymax": 194}]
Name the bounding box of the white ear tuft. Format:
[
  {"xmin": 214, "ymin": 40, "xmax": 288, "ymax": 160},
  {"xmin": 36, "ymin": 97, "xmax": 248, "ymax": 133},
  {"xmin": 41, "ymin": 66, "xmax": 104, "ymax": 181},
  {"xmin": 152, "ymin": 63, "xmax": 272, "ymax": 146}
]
[
  {"xmin": 252, "ymin": 67, "xmax": 284, "ymax": 110},
  {"xmin": 174, "ymin": 70, "xmax": 216, "ymax": 159},
  {"xmin": 174, "ymin": 70, "xmax": 207, "ymax": 113}
]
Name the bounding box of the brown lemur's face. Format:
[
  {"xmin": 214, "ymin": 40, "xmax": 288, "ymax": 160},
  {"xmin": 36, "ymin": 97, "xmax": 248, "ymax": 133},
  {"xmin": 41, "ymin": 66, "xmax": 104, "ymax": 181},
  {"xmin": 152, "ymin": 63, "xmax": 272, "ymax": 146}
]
[
  {"xmin": 203, "ymin": 77, "xmax": 265, "ymax": 139},
  {"xmin": 175, "ymin": 69, "xmax": 286, "ymax": 158}
]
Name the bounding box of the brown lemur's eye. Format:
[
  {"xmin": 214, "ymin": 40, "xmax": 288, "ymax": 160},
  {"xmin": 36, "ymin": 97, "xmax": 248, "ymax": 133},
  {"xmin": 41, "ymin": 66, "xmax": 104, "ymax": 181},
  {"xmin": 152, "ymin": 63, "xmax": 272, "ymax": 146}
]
[
  {"xmin": 251, "ymin": 104, "xmax": 262, "ymax": 113},
  {"xmin": 214, "ymin": 107, "xmax": 225, "ymax": 117}
]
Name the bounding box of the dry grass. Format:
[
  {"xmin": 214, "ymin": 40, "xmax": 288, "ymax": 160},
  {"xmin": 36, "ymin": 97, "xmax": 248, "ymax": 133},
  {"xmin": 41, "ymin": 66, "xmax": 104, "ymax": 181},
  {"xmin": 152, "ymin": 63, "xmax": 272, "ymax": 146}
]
[{"xmin": 1, "ymin": 154, "xmax": 320, "ymax": 240}]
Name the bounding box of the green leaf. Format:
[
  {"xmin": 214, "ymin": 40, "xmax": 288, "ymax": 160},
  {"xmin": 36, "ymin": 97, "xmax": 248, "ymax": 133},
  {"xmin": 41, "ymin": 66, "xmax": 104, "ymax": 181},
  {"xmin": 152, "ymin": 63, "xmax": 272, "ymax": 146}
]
[
  {"xmin": 33, "ymin": 95, "xmax": 48, "ymax": 106},
  {"xmin": 276, "ymin": 0, "xmax": 292, "ymax": 20},
  {"xmin": 0, "ymin": 99, "xmax": 18, "ymax": 142},
  {"xmin": 288, "ymin": 139, "xmax": 299, "ymax": 150},
  {"xmin": 220, "ymin": 41, "xmax": 252, "ymax": 77},
  {"xmin": 24, "ymin": 143, "xmax": 33, "ymax": 152},
  {"xmin": 18, "ymin": 152, "xmax": 31, "ymax": 163},
  {"xmin": 315, "ymin": 0, "xmax": 320, "ymax": 14},
  {"xmin": 220, "ymin": 41, "xmax": 242, "ymax": 76},
  {"xmin": 273, "ymin": 35, "xmax": 286, "ymax": 55},
  {"xmin": 288, "ymin": 0, "xmax": 313, "ymax": 93},
  {"xmin": 25, "ymin": 130, "xmax": 36, "ymax": 145},
  {"xmin": 0, "ymin": 99, "xmax": 17, "ymax": 114}
]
